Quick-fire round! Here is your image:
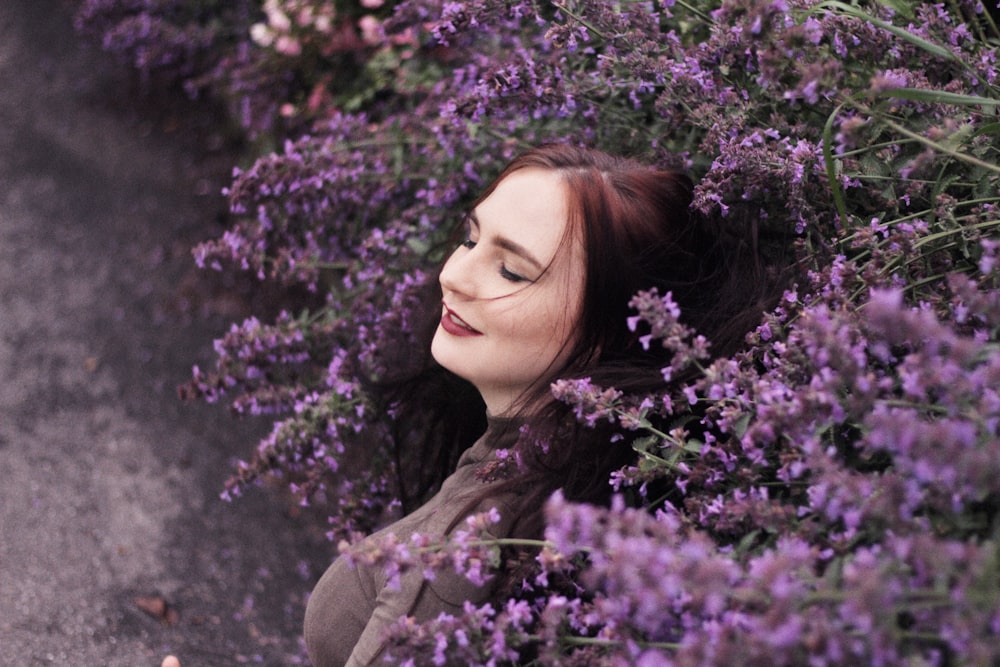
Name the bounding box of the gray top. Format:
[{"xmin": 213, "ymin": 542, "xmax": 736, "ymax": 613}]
[{"xmin": 303, "ymin": 421, "xmax": 519, "ymax": 667}]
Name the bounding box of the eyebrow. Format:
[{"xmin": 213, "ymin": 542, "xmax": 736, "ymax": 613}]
[{"xmin": 467, "ymin": 211, "xmax": 545, "ymax": 272}]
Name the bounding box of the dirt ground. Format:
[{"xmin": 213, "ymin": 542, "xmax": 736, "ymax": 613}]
[{"xmin": 0, "ymin": 2, "xmax": 333, "ymax": 665}]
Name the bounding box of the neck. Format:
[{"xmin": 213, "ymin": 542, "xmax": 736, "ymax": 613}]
[{"xmin": 480, "ymin": 385, "xmax": 548, "ymax": 419}]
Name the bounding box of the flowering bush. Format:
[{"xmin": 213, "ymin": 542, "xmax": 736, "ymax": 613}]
[
  {"xmin": 74, "ymin": 0, "xmax": 410, "ymax": 137},
  {"xmin": 77, "ymin": 0, "xmax": 1000, "ymax": 663}
]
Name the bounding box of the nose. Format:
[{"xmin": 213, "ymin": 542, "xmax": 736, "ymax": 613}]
[{"xmin": 438, "ymin": 245, "xmax": 478, "ymax": 299}]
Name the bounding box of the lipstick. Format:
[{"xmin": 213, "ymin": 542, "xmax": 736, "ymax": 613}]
[{"xmin": 440, "ymin": 304, "xmax": 483, "ymax": 337}]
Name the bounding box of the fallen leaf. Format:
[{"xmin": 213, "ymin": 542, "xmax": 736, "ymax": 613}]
[{"xmin": 136, "ymin": 595, "xmax": 180, "ymax": 626}]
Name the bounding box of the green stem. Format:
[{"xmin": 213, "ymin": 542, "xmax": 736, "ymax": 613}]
[
  {"xmin": 864, "ymin": 216, "xmax": 1000, "ymax": 285},
  {"xmin": 552, "ymin": 1, "xmax": 610, "ymax": 41},
  {"xmin": 881, "ymin": 119, "xmax": 1000, "ymax": 176},
  {"xmin": 876, "ymin": 399, "xmax": 951, "ymax": 415},
  {"xmin": 413, "ymin": 537, "xmax": 573, "ymax": 554},
  {"xmin": 311, "ymin": 261, "xmax": 351, "ymax": 271},
  {"xmin": 834, "ymin": 137, "xmax": 921, "ymax": 159},
  {"xmin": 822, "ymin": 100, "xmax": 850, "ymax": 222},
  {"xmin": 850, "ymin": 174, "xmax": 980, "ymax": 188},
  {"xmin": 672, "ymin": 0, "xmax": 713, "ymax": 23},
  {"xmin": 524, "ymin": 634, "xmax": 682, "ymax": 651},
  {"xmin": 837, "ymin": 200, "xmax": 999, "ymax": 287},
  {"xmin": 635, "ymin": 447, "xmax": 681, "ymax": 470},
  {"xmin": 912, "ymin": 217, "xmax": 1000, "ymax": 251}
]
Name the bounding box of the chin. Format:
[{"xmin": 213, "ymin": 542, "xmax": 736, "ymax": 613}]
[
  {"xmin": 432, "ymin": 331, "xmax": 484, "ymax": 393},
  {"xmin": 430, "ymin": 327, "xmax": 457, "ymax": 371}
]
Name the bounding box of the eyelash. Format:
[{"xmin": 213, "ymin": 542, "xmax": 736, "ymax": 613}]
[
  {"xmin": 500, "ymin": 266, "xmax": 528, "ymax": 283},
  {"xmin": 459, "ymin": 237, "xmax": 528, "ymax": 283}
]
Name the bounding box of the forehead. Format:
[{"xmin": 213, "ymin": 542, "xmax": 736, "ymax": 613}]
[{"xmin": 475, "ymin": 168, "xmax": 571, "ymax": 253}]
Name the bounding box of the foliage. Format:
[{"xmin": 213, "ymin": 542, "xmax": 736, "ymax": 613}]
[
  {"xmin": 77, "ymin": 0, "xmax": 1000, "ymax": 663},
  {"xmin": 74, "ymin": 0, "xmax": 406, "ymax": 138}
]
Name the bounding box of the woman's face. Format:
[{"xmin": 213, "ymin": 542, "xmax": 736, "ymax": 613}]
[{"xmin": 431, "ymin": 168, "xmax": 586, "ymax": 415}]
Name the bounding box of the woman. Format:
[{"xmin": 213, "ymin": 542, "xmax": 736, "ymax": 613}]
[{"xmin": 301, "ymin": 144, "xmax": 779, "ymax": 666}]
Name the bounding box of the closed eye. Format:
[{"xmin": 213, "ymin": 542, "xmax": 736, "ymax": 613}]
[
  {"xmin": 500, "ymin": 265, "xmax": 529, "ymax": 283},
  {"xmin": 458, "ymin": 214, "xmax": 534, "ymax": 284}
]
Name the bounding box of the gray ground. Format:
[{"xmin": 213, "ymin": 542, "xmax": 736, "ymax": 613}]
[{"xmin": 0, "ymin": 2, "xmax": 333, "ymax": 665}]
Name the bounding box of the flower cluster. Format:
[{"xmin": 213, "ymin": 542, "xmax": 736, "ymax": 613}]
[
  {"xmin": 250, "ymin": 0, "xmax": 341, "ymax": 57},
  {"xmin": 534, "ymin": 493, "xmax": 1000, "ymax": 666},
  {"xmin": 383, "ymin": 598, "xmax": 534, "ymax": 667},
  {"xmin": 628, "ymin": 289, "xmax": 711, "ymax": 378},
  {"xmin": 75, "ymin": 0, "xmax": 1000, "ymax": 663},
  {"xmin": 73, "ymin": 0, "xmax": 228, "ymax": 80},
  {"xmin": 550, "ymin": 378, "xmax": 623, "ymax": 428},
  {"xmin": 340, "ymin": 507, "xmax": 505, "ymax": 589}
]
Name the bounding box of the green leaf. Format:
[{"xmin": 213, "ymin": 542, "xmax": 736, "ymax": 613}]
[
  {"xmin": 973, "ymin": 122, "xmax": 1000, "ymax": 138},
  {"xmin": 406, "ymin": 237, "xmax": 430, "ymax": 255},
  {"xmin": 631, "ymin": 434, "xmax": 659, "ymax": 454},
  {"xmin": 732, "ymin": 413, "xmax": 752, "ymax": 439},
  {"xmin": 822, "ymin": 102, "xmax": 849, "ymax": 221},
  {"xmin": 733, "ymin": 529, "xmax": 763, "ymax": 556},
  {"xmin": 638, "ymin": 457, "xmax": 661, "ymax": 473},
  {"xmin": 872, "ymin": 0, "xmax": 916, "ymax": 19},
  {"xmin": 872, "ymin": 88, "xmax": 1000, "ymax": 108},
  {"xmin": 683, "ymin": 439, "xmax": 704, "ymax": 454}
]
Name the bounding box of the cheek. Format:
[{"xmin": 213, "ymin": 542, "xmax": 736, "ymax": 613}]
[{"xmin": 504, "ymin": 294, "xmax": 580, "ymax": 355}]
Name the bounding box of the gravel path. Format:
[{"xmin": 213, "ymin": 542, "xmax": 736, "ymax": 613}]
[{"xmin": 0, "ymin": 3, "xmax": 331, "ymax": 665}]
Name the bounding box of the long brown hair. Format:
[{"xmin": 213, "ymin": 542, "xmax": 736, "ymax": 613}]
[{"xmin": 381, "ymin": 144, "xmax": 782, "ymax": 536}]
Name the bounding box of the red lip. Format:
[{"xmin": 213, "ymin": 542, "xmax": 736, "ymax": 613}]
[{"xmin": 440, "ymin": 303, "xmax": 483, "ymax": 337}]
